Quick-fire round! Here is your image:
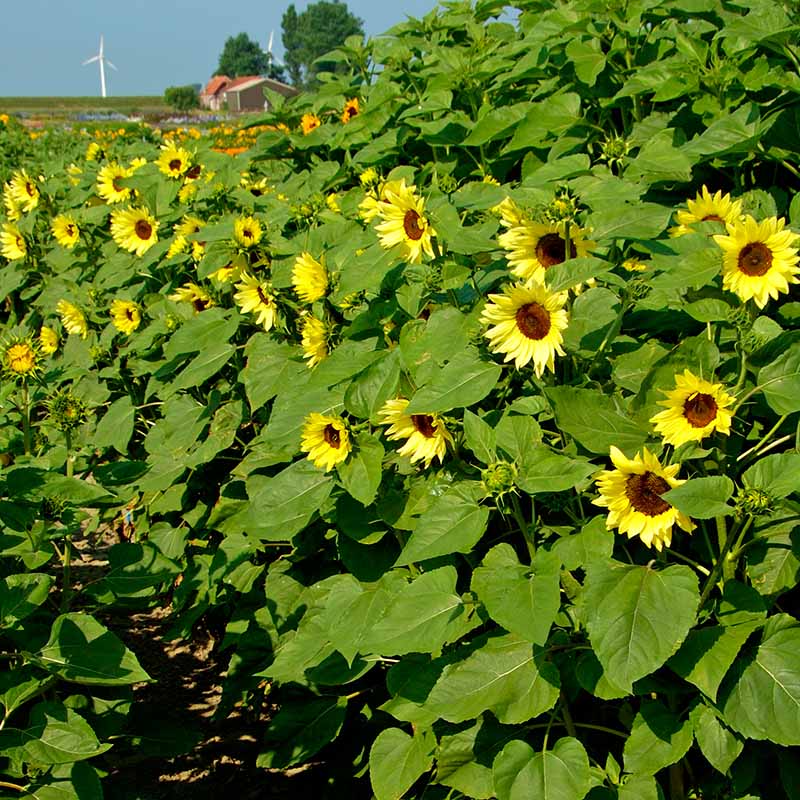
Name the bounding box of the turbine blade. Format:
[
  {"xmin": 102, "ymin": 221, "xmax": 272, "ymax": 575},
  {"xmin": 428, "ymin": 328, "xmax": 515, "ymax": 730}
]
[
  {"xmin": 106, "ymin": 60, "xmax": 118, "ymax": 71},
  {"xmin": 83, "ymin": 56, "xmax": 99, "ymax": 65}
]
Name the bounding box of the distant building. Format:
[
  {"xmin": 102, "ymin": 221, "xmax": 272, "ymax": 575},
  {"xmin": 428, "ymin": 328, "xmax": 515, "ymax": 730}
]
[{"xmin": 199, "ymin": 75, "xmax": 298, "ymax": 112}]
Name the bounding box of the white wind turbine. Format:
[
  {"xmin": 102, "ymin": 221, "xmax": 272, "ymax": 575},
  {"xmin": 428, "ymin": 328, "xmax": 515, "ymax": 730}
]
[
  {"xmin": 264, "ymin": 30, "xmax": 284, "ymax": 71},
  {"xmin": 82, "ymin": 35, "xmax": 117, "ymax": 98}
]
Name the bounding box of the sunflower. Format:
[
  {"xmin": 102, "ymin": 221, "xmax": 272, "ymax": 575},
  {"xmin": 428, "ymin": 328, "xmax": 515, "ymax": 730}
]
[
  {"xmin": 669, "ymin": 185, "xmax": 743, "ymax": 238},
  {"xmin": 110, "ymin": 207, "xmax": 160, "ymax": 257},
  {"xmin": 650, "ymin": 370, "xmax": 735, "ymax": 447},
  {"xmin": 167, "ymin": 235, "xmax": 189, "ymax": 259},
  {"xmin": 51, "ymin": 214, "xmax": 80, "ymax": 249},
  {"xmin": 359, "ymin": 168, "xmax": 380, "ymax": 188},
  {"xmin": 234, "ymin": 216, "xmax": 263, "ymax": 248},
  {"xmin": 300, "ymin": 316, "xmax": 329, "ymax": 368},
  {"xmin": 3, "ymin": 185, "xmax": 22, "ymax": 221},
  {"xmin": 374, "ymin": 179, "xmax": 435, "ymax": 263},
  {"xmin": 110, "ymin": 299, "xmax": 142, "ymax": 335},
  {"xmin": 86, "ymin": 142, "xmax": 102, "ymax": 161},
  {"xmin": 156, "ymin": 143, "xmax": 192, "ymax": 179},
  {"xmin": 0, "ymin": 223, "xmax": 26, "ymax": 261},
  {"xmin": 234, "ymin": 273, "xmax": 277, "ymax": 331},
  {"xmin": 341, "ymin": 98, "xmax": 360, "ymax": 123},
  {"xmin": 622, "ymin": 256, "xmax": 647, "ymax": 272},
  {"xmin": 713, "ymin": 215, "xmax": 800, "ymax": 309},
  {"xmin": 379, "ymin": 398, "xmax": 453, "ymax": 468},
  {"xmin": 481, "ymin": 281, "xmax": 569, "ymax": 376},
  {"xmin": 39, "ymin": 326, "xmax": 59, "ymax": 354},
  {"xmin": 8, "ymin": 170, "xmax": 40, "ymax": 213},
  {"xmin": 169, "ymin": 283, "xmax": 215, "ymax": 312},
  {"xmin": 56, "ymin": 300, "xmax": 88, "ymax": 339},
  {"xmin": 96, "ymin": 162, "xmax": 132, "ymax": 203},
  {"xmin": 292, "ymin": 252, "xmax": 328, "ymax": 303},
  {"xmin": 2, "ymin": 338, "xmax": 40, "ymax": 379},
  {"xmin": 498, "ymin": 219, "xmax": 594, "ymax": 284},
  {"xmin": 67, "ymin": 163, "xmax": 83, "ymax": 186},
  {"xmin": 300, "ymin": 413, "xmax": 351, "ymax": 471},
  {"xmin": 301, "ymin": 113, "xmax": 321, "ymax": 135},
  {"xmin": 593, "ymin": 446, "xmax": 695, "ymax": 551}
]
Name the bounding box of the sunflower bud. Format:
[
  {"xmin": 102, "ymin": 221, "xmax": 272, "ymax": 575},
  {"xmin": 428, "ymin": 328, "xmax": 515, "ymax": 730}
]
[
  {"xmin": 47, "ymin": 390, "xmax": 89, "ymax": 432},
  {"xmin": 437, "ymin": 174, "xmax": 458, "ymax": 195},
  {"xmin": 481, "ymin": 461, "xmax": 518, "ymax": 499},
  {"xmin": 735, "ymin": 487, "xmax": 774, "ymax": 517},
  {"xmin": 599, "ymin": 135, "xmax": 630, "ymax": 168}
]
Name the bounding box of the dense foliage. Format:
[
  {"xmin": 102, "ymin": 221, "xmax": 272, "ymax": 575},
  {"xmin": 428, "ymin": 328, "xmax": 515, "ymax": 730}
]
[
  {"xmin": 163, "ymin": 86, "xmax": 200, "ymax": 112},
  {"xmin": 214, "ymin": 32, "xmax": 272, "ymax": 78},
  {"xmin": 2, "ymin": 0, "xmax": 800, "ymax": 798}
]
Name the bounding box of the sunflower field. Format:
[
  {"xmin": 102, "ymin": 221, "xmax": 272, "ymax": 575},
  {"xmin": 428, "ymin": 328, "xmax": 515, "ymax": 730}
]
[{"xmin": 3, "ymin": 0, "xmax": 800, "ymax": 797}]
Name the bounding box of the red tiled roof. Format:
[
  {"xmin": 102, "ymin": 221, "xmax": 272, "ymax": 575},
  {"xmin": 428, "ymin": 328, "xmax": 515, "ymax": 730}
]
[
  {"xmin": 202, "ymin": 75, "xmax": 230, "ymax": 97},
  {"xmin": 224, "ymin": 75, "xmax": 263, "ymax": 92}
]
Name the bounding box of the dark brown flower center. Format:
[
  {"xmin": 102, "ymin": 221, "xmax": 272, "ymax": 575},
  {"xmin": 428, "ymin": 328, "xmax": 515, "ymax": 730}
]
[
  {"xmin": 683, "ymin": 392, "xmax": 717, "ymax": 427},
  {"xmin": 411, "ymin": 414, "xmax": 436, "ymax": 438},
  {"xmin": 625, "ymin": 472, "xmax": 671, "ymax": 517},
  {"xmin": 403, "ymin": 209, "xmax": 425, "ymax": 241},
  {"xmin": 250, "ymin": 187, "xmax": 263, "ymax": 196},
  {"xmin": 701, "ymin": 214, "xmax": 723, "ymax": 222},
  {"xmin": 25, "ymin": 181, "xmax": 35, "ymax": 197},
  {"xmin": 344, "ymin": 104, "xmax": 358, "ymax": 120},
  {"xmin": 323, "ymin": 424, "xmax": 341, "ymax": 447},
  {"xmin": 134, "ymin": 219, "xmax": 152, "ymax": 240},
  {"xmin": 169, "ymin": 158, "xmax": 182, "ymax": 171},
  {"xmin": 737, "ymin": 242, "xmax": 772, "ymax": 277},
  {"xmin": 515, "ymin": 302, "xmax": 551, "ymax": 340},
  {"xmin": 256, "ymin": 285, "xmax": 271, "ymax": 306},
  {"xmin": 535, "ymin": 233, "xmax": 577, "ymax": 268},
  {"xmin": 243, "ymin": 227, "xmax": 253, "ymax": 239},
  {"xmin": 192, "ymin": 297, "xmax": 209, "ymax": 312},
  {"xmin": 186, "ymin": 164, "xmax": 201, "ymax": 180},
  {"xmin": 125, "ymin": 307, "xmax": 136, "ymax": 321},
  {"xmin": 66, "ymin": 224, "xmax": 75, "ymax": 236},
  {"xmin": 112, "ymin": 177, "xmax": 124, "ymax": 192}
]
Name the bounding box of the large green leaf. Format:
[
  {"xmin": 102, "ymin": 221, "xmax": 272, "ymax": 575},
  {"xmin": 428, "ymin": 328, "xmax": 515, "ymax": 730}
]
[
  {"xmin": 240, "ymin": 335, "xmax": 305, "ymax": 411},
  {"xmin": 584, "ymin": 561, "xmax": 699, "ymax": 691},
  {"xmin": 662, "ymin": 476, "xmax": 735, "ymax": 519},
  {"xmin": 742, "ymin": 453, "xmax": 800, "ymax": 499},
  {"xmin": 757, "ymin": 342, "xmax": 800, "ymax": 414},
  {"xmin": 516, "ymin": 446, "xmax": 596, "ymax": 495},
  {"xmin": 337, "ymin": 432, "xmax": 384, "ymax": 506},
  {"xmin": 93, "ymin": 396, "xmax": 135, "ymax": 455},
  {"xmin": 23, "ymin": 702, "xmax": 111, "ymax": 765},
  {"xmin": 369, "ymin": 727, "xmax": 434, "ymax": 800},
  {"xmin": 0, "ymin": 573, "xmax": 53, "ymax": 627},
  {"xmin": 623, "ymin": 700, "xmax": 694, "ymax": 776},
  {"xmin": 691, "ymin": 704, "xmax": 743, "ymax": 775}
]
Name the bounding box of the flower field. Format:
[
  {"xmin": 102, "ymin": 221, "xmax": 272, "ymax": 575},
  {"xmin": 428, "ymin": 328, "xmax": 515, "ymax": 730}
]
[{"xmin": 2, "ymin": 0, "xmax": 800, "ymax": 797}]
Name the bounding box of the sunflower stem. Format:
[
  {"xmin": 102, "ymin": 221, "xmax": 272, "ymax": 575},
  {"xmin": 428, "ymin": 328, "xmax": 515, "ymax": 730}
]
[
  {"xmin": 510, "ymin": 493, "xmax": 536, "ymax": 562},
  {"xmin": 563, "ymin": 220, "xmax": 571, "ymax": 266},
  {"xmin": 736, "ymin": 414, "xmax": 788, "ymax": 462},
  {"xmin": 65, "ymin": 429, "xmax": 73, "ymax": 479},
  {"xmin": 665, "ymin": 548, "xmax": 711, "ymax": 576},
  {"xmin": 20, "ymin": 380, "xmax": 31, "ymax": 455},
  {"xmin": 699, "ymin": 515, "xmax": 744, "ymax": 609}
]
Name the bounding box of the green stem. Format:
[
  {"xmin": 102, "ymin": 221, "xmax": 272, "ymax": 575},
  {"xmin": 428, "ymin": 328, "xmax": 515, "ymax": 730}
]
[
  {"xmin": 524, "ymin": 721, "xmax": 628, "ymax": 739},
  {"xmin": 560, "ymin": 690, "xmax": 577, "ymax": 738},
  {"xmin": 665, "ymin": 548, "xmax": 711, "ymax": 576},
  {"xmin": 65, "ymin": 429, "xmax": 74, "ymax": 478},
  {"xmin": 725, "ymin": 516, "xmax": 754, "ymax": 573},
  {"xmin": 736, "ymin": 415, "xmax": 788, "ymax": 462},
  {"xmin": 699, "ymin": 515, "xmax": 750, "ymax": 609},
  {"xmin": 20, "ymin": 380, "xmax": 31, "ymax": 455},
  {"xmin": 732, "ymin": 348, "xmax": 748, "ymax": 395},
  {"xmin": 0, "ymin": 780, "xmax": 25, "ymax": 792},
  {"xmin": 511, "ymin": 493, "xmax": 536, "ymax": 562},
  {"xmin": 730, "ymin": 524, "xmax": 795, "ymax": 559}
]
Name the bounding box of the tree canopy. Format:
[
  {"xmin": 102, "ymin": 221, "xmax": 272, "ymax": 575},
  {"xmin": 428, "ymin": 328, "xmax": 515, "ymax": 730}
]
[
  {"xmin": 281, "ymin": 1, "xmax": 364, "ymax": 88},
  {"xmin": 215, "ymin": 32, "xmax": 281, "ymax": 79}
]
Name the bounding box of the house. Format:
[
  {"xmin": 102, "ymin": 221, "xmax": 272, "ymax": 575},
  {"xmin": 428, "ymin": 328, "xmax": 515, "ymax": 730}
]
[{"xmin": 200, "ymin": 75, "xmax": 298, "ymax": 113}]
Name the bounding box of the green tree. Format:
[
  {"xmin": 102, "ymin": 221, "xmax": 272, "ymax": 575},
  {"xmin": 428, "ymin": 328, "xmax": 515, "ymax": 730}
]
[
  {"xmin": 163, "ymin": 85, "xmax": 199, "ymax": 111},
  {"xmin": 215, "ymin": 32, "xmax": 269, "ymax": 77},
  {"xmin": 281, "ymin": 1, "xmax": 364, "ymax": 88}
]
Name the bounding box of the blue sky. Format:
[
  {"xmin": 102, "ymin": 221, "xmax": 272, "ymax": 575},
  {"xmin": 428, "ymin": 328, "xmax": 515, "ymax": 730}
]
[{"xmin": 0, "ymin": 0, "xmax": 444, "ymax": 96}]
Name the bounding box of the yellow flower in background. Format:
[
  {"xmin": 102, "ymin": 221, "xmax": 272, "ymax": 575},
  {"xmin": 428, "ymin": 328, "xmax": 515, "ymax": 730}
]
[
  {"xmin": 2, "ymin": 338, "xmax": 40, "ymax": 378},
  {"xmin": 326, "ymin": 193, "xmax": 340, "ymax": 213},
  {"xmin": 650, "ymin": 370, "xmax": 735, "ymax": 447},
  {"xmin": 669, "ymin": 185, "xmax": 742, "ymax": 237},
  {"xmin": 56, "ymin": 300, "xmax": 88, "ymax": 339},
  {"xmin": 234, "ymin": 216, "xmax": 263, "ymax": 248},
  {"xmin": 8, "ymin": 170, "xmax": 40, "ymax": 213},
  {"xmin": 67, "ymin": 163, "xmax": 83, "ymax": 185},
  {"xmin": 234, "ymin": 272, "xmax": 277, "ymax": 331},
  {"xmin": 374, "ymin": 179, "xmax": 435, "ymax": 263},
  {"xmin": 3, "ymin": 185, "xmax": 22, "ymax": 221},
  {"xmin": 178, "ymin": 182, "xmax": 198, "ymax": 203},
  {"xmin": 713, "ymin": 215, "xmax": 800, "ymax": 309},
  {"xmin": 176, "ymin": 215, "xmax": 204, "ymax": 237},
  {"xmin": 110, "ymin": 299, "xmax": 142, "ymax": 335},
  {"xmin": 481, "ymin": 281, "xmax": 569, "ymax": 376},
  {"xmin": 86, "ymin": 142, "xmax": 102, "ymax": 161},
  {"xmin": 51, "ymin": 214, "xmax": 80, "ymax": 249},
  {"xmin": 167, "ymin": 235, "xmax": 189, "ymax": 258},
  {"xmin": 359, "ymin": 167, "xmax": 380, "ymax": 188},
  {"xmin": 593, "ymin": 446, "xmax": 695, "ymax": 551},
  {"xmin": 1, "ymin": 223, "xmax": 27, "ymax": 260},
  {"xmin": 341, "ymin": 97, "xmax": 360, "ymax": 123},
  {"xmin": 300, "ymin": 413, "xmax": 351, "ymax": 471},
  {"xmin": 39, "ymin": 326, "xmax": 59, "ymax": 354},
  {"xmin": 111, "ymin": 207, "xmax": 159, "ymax": 256},
  {"xmin": 301, "ymin": 112, "xmax": 321, "ymax": 135},
  {"xmin": 498, "ymin": 219, "xmax": 594, "ymax": 284},
  {"xmin": 157, "ymin": 143, "xmax": 192, "ymax": 178},
  {"xmin": 292, "ymin": 253, "xmax": 328, "ymax": 303},
  {"xmin": 209, "ymin": 265, "xmax": 239, "ymax": 284},
  {"xmin": 169, "ymin": 283, "xmax": 215, "ymax": 312},
  {"xmin": 97, "ymin": 162, "xmax": 132, "ymax": 203},
  {"xmin": 379, "ymin": 398, "xmax": 453, "ymax": 469},
  {"xmin": 300, "ymin": 316, "xmax": 328, "ymax": 368},
  {"xmin": 129, "ymin": 156, "xmax": 148, "ymax": 172},
  {"xmin": 622, "ymin": 256, "xmax": 647, "ymax": 272}
]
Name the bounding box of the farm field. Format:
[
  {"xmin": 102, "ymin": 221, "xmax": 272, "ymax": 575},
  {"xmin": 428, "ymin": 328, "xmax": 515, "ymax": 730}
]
[
  {"xmin": 2, "ymin": 1, "xmax": 800, "ymax": 799},
  {"xmin": 0, "ymin": 96, "xmax": 170, "ymax": 118}
]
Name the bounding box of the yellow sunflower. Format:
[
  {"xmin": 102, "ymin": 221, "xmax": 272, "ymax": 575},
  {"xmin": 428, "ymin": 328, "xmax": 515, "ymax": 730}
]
[
  {"xmin": 481, "ymin": 281, "xmax": 569, "ymax": 376},
  {"xmin": 2, "ymin": 338, "xmax": 40, "ymax": 378},
  {"xmin": 51, "ymin": 214, "xmax": 80, "ymax": 249},
  {"xmin": 593, "ymin": 446, "xmax": 695, "ymax": 551},
  {"xmin": 713, "ymin": 215, "xmax": 800, "ymax": 309},
  {"xmin": 498, "ymin": 219, "xmax": 594, "ymax": 284},
  {"xmin": 300, "ymin": 413, "xmax": 351, "ymax": 471},
  {"xmin": 156, "ymin": 143, "xmax": 192, "ymax": 179},
  {"xmin": 300, "ymin": 316, "xmax": 329, "ymax": 368},
  {"xmin": 0, "ymin": 223, "xmax": 27, "ymax": 261},
  {"xmin": 110, "ymin": 207, "xmax": 160, "ymax": 257},
  {"xmin": 379, "ymin": 398, "xmax": 453, "ymax": 468},
  {"xmin": 3, "ymin": 185, "xmax": 22, "ymax": 221},
  {"xmin": 301, "ymin": 113, "xmax": 321, "ymax": 135},
  {"xmin": 292, "ymin": 252, "xmax": 328, "ymax": 303},
  {"xmin": 359, "ymin": 168, "xmax": 380, "ymax": 188},
  {"xmin": 341, "ymin": 98, "xmax": 360, "ymax": 123},
  {"xmin": 86, "ymin": 142, "xmax": 102, "ymax": 161},
  {"xmin": 167, "ymin": 235, "xmax": 189, "ymax": 259},
  {"xmin": 96, "ymin": 162, "xmax": 132, "ymax": 203},
  {"xmin": 8, "ymin": 170, "xmax": 40, "ymax": 213},
  {"xmin": 56, "ymin": 300, "xmax": 88, "ymax": 339},
  {"xmin": 622, "ymin": 256, "xmax": 648, "ymax": 272},
  {"xmin": 234, "ymin": 273, "xmax": 277, "ymax": 331},
  {"xmin": 669, "ymin": 185, "xmax": 743, "ymax": 238},
  {"xmin": 234, "ymin": 216, "xmax": 263, "ymax": 249},
  {"xmin": 176, "ymin": 215, "xmax": 205, "ymax": 237},
  {"xmin": 67, "ymin": 163, "xmax": 83, "ymax": 186},
  {"xmin": 374, "ymin": 179, "xmax": 435, "ymax": 263},
  {"xmin": 649, "ymin": 369, "xmax": 735, "ymax": 447},
  {"xmin": 169, "ymin": 283, "xmax": 215, "ymax": 312},
  {"xmin": 39, "ymin": 326, "xmax": 59, "ymax": 355},
  {"xmin": 110, "ymin": 299, "xmax": 142, "ymax": 335}
]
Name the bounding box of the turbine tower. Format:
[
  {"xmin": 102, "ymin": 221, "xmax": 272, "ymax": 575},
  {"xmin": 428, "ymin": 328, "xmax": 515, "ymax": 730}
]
[
  {"xmin": 265, "ymin": 30, "xmax": 283, "ymax": 69},
  {"xmin": 82, "ymin": 35, "xmax": 117, "ymax": 98}
]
